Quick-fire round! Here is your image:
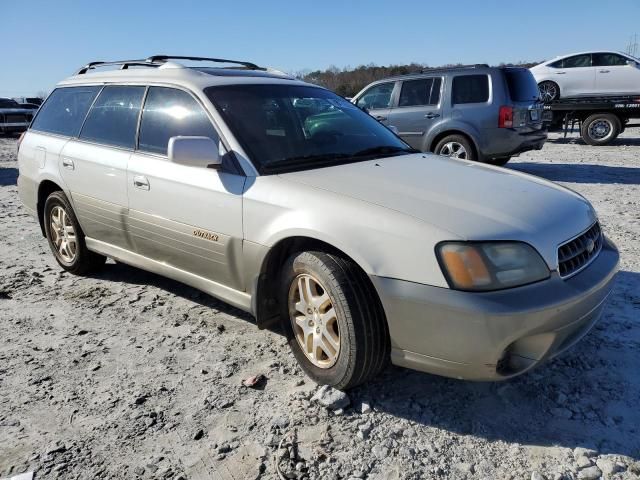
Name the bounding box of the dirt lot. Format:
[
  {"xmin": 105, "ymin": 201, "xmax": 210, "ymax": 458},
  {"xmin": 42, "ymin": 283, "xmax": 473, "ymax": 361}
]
[{"xmin": 1, "ymin": 130, "xmax": 639, "ymax": 480}]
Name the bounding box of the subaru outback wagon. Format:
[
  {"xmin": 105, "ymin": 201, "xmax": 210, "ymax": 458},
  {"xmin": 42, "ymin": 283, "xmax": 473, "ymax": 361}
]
[
  {"xmin": 18, "ymin": 56, "xmax": 618, "ymax": 389},
  {"xmin": 352, "ymin": 65, "xmax": 547, "ymax": 166}
]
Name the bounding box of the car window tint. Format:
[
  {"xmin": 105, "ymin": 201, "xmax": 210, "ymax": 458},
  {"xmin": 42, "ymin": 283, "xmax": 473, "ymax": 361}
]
[
  {"xmin": 138, "ymin": 87, "xmax": 219, "ymax": 155},
  {"xmin": 80, "ymin": 86, "xmax": 145, "ymax": 149},
  {"xmin": 356, "ymin": 83, "xmax": 394, "ymax": 109},
  {"xmin": 562, "ymin": 54, "xmax": 591, "ymax": 68},
  {"xmin": 592, "ymin": 53, "xmax": 629, "ymax": 66},
  {"xmin": 452, "ymin": 75, "xmax": 489, "ymax": 104},
  {"xmin": 399, "ymin": 79, "xmax": 439, "ymax": 107},
  {"xmin": 30, "ymin": 87, "xmax": 100, "ymax": 137}
]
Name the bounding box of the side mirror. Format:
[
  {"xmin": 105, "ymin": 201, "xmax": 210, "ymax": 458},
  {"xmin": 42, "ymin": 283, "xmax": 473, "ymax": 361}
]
[
  {"xmin": 387, "ymin": 125, "xmax": 399, "ymax": 135},
  {"xmin": 168, "ymin": 136, "xmax": 221, "ymax": 169}
]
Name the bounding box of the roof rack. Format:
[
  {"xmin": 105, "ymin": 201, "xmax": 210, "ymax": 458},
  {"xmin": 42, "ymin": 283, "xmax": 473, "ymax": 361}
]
[
  {"xmin": 420, "ymin": 63, "xmax": 489, "ymax": 73},
  {"xmin": 146, "ymin": 55, "xmax": 263, "ymax": 70},
  {"xmin": 75, "ymin": 55, "xmax": 264, "ymax": 75}
]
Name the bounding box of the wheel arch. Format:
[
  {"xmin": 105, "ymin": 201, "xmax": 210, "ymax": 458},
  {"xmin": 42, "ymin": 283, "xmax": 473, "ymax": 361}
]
[
  {"xmin": 428, "ymin": 129, "xmax": 480, "ymax": 160},
  {"xmin": 37, "ymin": 179, "xmax": 64, "ymax": 236}
]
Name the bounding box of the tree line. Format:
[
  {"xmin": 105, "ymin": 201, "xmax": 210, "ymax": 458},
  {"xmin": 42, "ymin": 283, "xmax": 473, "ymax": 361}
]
[{"xmin": 296, "ymin": 61, "xmax": 542, "ymax": 97}]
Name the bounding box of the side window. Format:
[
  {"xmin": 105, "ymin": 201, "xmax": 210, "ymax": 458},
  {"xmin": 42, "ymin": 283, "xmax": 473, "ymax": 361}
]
[
  {"xmin": 356, "ymin": 83, "xmax": 394, "ymax": 110},
  {"xmin": 30, "ymin": 86, "xmax": 100, "ymax": 137},
  {"xmin": 548, "ymin": 59, "xmax": 564, "ymax": 68},
  {"xmin": 80, "ymin": 86, "xmax": 145, "ymax": 149},
  {"xmin": 593, "ymin": 53, "xmax": 629, "ymax": 67},
  {"xmin": 138, "ymin": 87, "xmax": 219, "ymax": 156},
  {"xmin": 399, "ymin": 79, "xmax": 442, "ymax": 107},
  {"xmin": 452, "ymin": 75, "xmax": 489, "ymax": 104},
  {"xmin": 562, "ymin": 54, "xmax": 591, "ymax": 68}
]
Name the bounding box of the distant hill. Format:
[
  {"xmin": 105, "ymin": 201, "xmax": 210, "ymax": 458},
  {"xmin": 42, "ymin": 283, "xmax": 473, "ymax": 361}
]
[{"xmin": 297, "ymin": 61, "xmax": 542, "ymax": 97}]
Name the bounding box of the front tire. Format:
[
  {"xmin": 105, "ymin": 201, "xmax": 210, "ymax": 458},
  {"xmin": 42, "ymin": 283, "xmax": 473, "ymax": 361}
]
[
  {"xmin": 538, "ymin": 81, "xmax": 560, "ymax": 102},
  {"xmin": 434, "ymin": 134, "xmax": 475, "ymax": 161},
  {"xmin": 280, "ymin": 251, "xmax": 389, "ymax": 390},
  {"xmin": 43, "ymin": 191, "xmax": 106, "ymax": 274}
]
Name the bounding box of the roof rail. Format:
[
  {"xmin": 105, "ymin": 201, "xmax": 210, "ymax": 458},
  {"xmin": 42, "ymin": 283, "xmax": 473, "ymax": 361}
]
[
  {"xmin": 147, "ymin": 55, "xmax": 263, "ymax": 70},
  {"xmin": 76, "ymin": 59, "xmax": 161, "ymax": 75},
  {"xmin": 420, "ymin": 63, "xmax": 489, "ymax": 73}
]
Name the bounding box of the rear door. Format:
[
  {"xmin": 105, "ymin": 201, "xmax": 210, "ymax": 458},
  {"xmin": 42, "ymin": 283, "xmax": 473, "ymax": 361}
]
[
  {"xmin": 126, "ymin": 86, "xmax": 245, "ymax": 290},
  {"xmin": 59, "ymin": 85, "xmax": 145, "ymax": 250},
  {"xmin": 503, "ymin": 68, "xmax": 544, "ymax": 132},
  {"xmin": 354, "ymin": 81, "xmax": 396, "ymax": 124},
  {"xmin": 386, "ymin": 77, "xmax": 443, "ymax": 150},
  {"xmin": 555, "ymin": 54, "xmax": 595, "ymax": 96},
  {"xmin": 593, "ymin": 52, "xmax": 640, "ymax": 94}
]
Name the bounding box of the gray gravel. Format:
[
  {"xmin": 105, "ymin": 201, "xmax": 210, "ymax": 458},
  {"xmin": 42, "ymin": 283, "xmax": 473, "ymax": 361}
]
[{"xmin": 1, "ymin": 129, "xmax": 639, "ymax": 480}]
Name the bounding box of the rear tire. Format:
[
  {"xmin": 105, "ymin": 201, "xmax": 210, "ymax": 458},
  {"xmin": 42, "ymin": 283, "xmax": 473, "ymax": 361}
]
[
  {"xmin": 434, "ymin": 134, "xmax": 475, "ymax": 161},
  {"xmin": 279, "ymin": 251, "xmax": 389, "ymax": 390},
  {"xmin": 538, "ymin": 81, "xmax": 560, "ymax": 102},
  {"xmin": 580, "ymin": 113, "xmax": 621, "ymax": 146},
  {"xmin": 43, "ymin": 191, "xmax": 106, "ymax": 275}
]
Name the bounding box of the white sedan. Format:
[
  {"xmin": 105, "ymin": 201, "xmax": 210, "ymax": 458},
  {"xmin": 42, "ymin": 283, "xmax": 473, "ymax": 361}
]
[{"xmin": 530, "ymin": 51, "xmax": 640, "ymax": 101}]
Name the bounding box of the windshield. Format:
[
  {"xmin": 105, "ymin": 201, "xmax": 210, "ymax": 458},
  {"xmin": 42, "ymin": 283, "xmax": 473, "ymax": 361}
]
[
  {"xmin": 504, "ymin": 69, "xmax": 540, "ymax": 102},
  {"xmin": 0, "ymin": 98, "xmax": 20, "ymax": 108},
  {"xmin": 205, "ymin": 84, "xmax": 413, "ymax": 173}
]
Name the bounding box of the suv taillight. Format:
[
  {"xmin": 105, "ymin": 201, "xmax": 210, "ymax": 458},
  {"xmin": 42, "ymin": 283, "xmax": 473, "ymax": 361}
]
[
  {"xmin": 17, "ymin": 132, "xmax": 26, "ymax": 154},
  {"xmin": 498, "ymin": 106, "xmax": 513, "ymax": 128}
]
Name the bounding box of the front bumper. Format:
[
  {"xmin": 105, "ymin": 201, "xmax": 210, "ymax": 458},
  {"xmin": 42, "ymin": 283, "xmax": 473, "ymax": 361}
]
[{"xmin": 371, "ymin": 237, "xmax": 619, "ymax": 381}]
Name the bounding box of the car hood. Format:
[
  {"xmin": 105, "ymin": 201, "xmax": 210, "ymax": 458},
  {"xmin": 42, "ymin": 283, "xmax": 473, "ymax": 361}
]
[{"xmin": 278, "ymin": 153, "xmax": 596, "ymax": 261}]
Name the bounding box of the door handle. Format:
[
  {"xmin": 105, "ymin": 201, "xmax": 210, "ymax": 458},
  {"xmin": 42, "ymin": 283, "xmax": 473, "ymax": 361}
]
[
  {"xmin": 62, "ymin": 158, "xmax": 74, "ymax": 170},
  {"xmin": 424, "ymin": 113, "xmax": 441, "ymax": 119},
  {"xmin": 133, "ymin": 175, "xmax": 150, "ymax": 190},
  {"xmin": 555, "ymin": 72, "xmax": 566, "ymax": 74},
  {"xmin": 599, "ymin": 70, "xmax": 610, "ymax": 73},
  {"xmin": 374, "ymin": 115, "xmax": 387, "ymax": 121}
]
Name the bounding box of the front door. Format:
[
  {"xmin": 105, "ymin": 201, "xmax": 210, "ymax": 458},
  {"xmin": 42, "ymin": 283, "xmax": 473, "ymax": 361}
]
[
  {"xmin": 126, "ymin": 86, "xmax": 245, "ymax": 290},
  {"xmin": 386, "ymin": 77, "xmax": 443, "ymax": 150},
  {"xmin": 355, "ymin": 81, "xmax": 397, "ymax": 125},
  {"xmin": 593, "ymin": 52, "xmax": 640, "ymax": 95}
]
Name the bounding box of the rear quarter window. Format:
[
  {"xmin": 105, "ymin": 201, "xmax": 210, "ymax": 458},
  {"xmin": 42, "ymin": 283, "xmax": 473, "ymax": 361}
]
[
  {"xmin": 504, "ymin": 69, "xmax": 540, "ymax": 102},
  {"xmin": 452, "ymin": 75, "xmax": 489, "ymax": 104},
  {"xmin": 30, "ymin": 86, "xmax": 100, "ymax": 137}
]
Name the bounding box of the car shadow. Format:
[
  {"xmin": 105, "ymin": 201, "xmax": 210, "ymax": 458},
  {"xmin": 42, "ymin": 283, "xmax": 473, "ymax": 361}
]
[
  {"xmin": 508, "ymin": 162, "xmax": 640, "ymax": 184},
  {"xmin": 352, "ymin": 270, "xmax": 640, "ymax": 458},
  {"xmin": 0, "ymin": 167, "xmax": 18, "ymax": 186}
]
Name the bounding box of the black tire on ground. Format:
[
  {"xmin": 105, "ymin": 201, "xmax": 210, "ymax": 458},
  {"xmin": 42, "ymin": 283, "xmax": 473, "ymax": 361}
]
[
  {"xmin": 538, "ymin": 81, "xmax": 560, "ymax": 102},
  {"xmin": 43, "ymin": 191, "xmax": 106, "ymax": 274},
  {"xmin": 486, "ymin": 157, "xmax": 511, "ymax": 167},
  {"xmin": 279, "ymin": 251, "xmax": 389, "ymax": 390},
  {"xmin": 434, "ymin": 134, "xmax": 476, "ymax": 161},
  {"xmin": 580, "ymin": 113, "xmax": 621, "ymax": 146}
]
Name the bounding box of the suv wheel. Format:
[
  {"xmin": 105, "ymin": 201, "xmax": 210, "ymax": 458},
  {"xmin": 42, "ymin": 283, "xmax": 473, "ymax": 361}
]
[
  {"xmin": 581, "ymin": 113, "xmax": 621, "ymax": 146},
  {"xmin": 280, "ymin": 251, "xmax": 389, "ymax": 390},
  {"xmin": 435, "ymin": 135, "xmax": 475, "ymax": 160},
  {"xmin": 538, "ymin": 81, "xmax": 560, "ymax": 102},
  {"xmin": 44, "ymin": 191, "xmax": 106, "ymax": 274}
]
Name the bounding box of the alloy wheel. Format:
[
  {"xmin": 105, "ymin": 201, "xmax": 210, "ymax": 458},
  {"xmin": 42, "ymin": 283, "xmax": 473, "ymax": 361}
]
[
  {"xmin": 49, "ymin": 205, "xmax": 77, "ymax": 263},
  {"xmin": 539, "ymin": 82, "xmax": 558, "ymax": 102},
  {"xmin": 439, "ymin": 141, "xmax": 467, "ymax": 159}
]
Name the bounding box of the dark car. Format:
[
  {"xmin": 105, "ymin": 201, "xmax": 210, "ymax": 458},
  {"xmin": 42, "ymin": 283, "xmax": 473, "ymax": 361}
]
[
  {"xmin": 352, "ymin": 65, "xmax": 547, "ymax": 166},
  {"xmin": 0, "ymin": 98, "xmax": 35, "ymax": 135}
]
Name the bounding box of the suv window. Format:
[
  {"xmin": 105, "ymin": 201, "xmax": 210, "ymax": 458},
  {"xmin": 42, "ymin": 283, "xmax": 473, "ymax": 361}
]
[
  {"xmin": 398, "ymin": 78, "xmax": 442, "ymax": 107},
  {"xmin": 452, "ymin": 75, "xmax": 489, "ymax": 104},
  {"xmin": 80, "ymin": 86, "xmax": 145, "ymax": 149},
  {"xmin": 138, "ymin": 87, "xmax": 219, "ymax": 155},
  {"xmin": 562, "ymin": 54, "xmax": 592, "ymax": 68},
  {"xmin": 592, "ymin": 53, "xmax": 629, "ymax": 66},
  {"xmin": 30, "ymin": 87, "xmax": 100, "ymax": 137},
  {"xmin": 356, "ymin": 83, "xmax": 394, "ymax": 110},
  {"xmin": 504, "ymin": 69, "xmax": 540, "ymax": 102}
]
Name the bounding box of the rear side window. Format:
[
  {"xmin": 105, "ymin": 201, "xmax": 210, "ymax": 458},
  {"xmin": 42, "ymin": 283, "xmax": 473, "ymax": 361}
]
[
  {"xmin": 504, "ymin": 69, "xmax": 540, "ymax": 102},
  {"xmin": 31, "ymin": 86, "xmax": 100, "ymax": 137},
  {"xmin": 80, "ymin": 86, "xmax": 145, "ymax": 149},
  {"xmin": 562, "ymin": 54, "xmax": 591, "ymax": 68},
  {"xmin": 452, "ymin": 75, "xmax": 489, "ymax": 104},
  {"xmin": 356, "ymin": 82, "xmax": 394, "ymax": 110},
  {"xmin": 592, "ymin": 53, "xmax": 629, "ymax": 66},
  {"xmin": 138, "ymin": 87, "xmax": 219, "ymax": 155},
  {"xmin": 398, "ymin": 78, "xmax": 442, "ymax": 107}
]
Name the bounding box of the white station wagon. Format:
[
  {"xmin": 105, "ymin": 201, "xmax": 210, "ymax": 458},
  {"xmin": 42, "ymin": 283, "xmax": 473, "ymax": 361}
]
[{"xmin": 18, "ymin": 56, "xmax": 619, "ymax": 389}]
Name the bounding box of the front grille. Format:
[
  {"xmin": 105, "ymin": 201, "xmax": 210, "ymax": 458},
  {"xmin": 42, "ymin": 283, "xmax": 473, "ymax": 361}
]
[{"xmin": 558, "ymin": 222, "xmax": 602, "ymax": 278}]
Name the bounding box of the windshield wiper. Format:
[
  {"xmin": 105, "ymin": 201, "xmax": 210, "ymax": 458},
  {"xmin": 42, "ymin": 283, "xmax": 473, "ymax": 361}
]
[
  {"xmin": 262, "ymin": 153, "xmax": 352, "ymax": 170},
  {"xmin": 352, "ymin": 145, "xmax": 418, "ymax": 157}
]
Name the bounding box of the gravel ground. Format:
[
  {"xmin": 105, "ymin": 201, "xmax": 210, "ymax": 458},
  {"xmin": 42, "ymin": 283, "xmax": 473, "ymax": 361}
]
[{"xmin": 1, "ymin": 129, "xmax": 639, "ymax": 480}]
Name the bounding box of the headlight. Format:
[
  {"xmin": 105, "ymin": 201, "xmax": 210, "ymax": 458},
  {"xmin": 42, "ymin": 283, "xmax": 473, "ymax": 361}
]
[{"xmin": 436, "ymin": 242, "xmax": 550, "ymax": 291}]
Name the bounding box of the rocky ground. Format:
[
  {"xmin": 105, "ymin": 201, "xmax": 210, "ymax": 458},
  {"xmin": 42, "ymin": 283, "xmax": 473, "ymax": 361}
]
[{"xmin": 0, "ymin": 129, "xmax": 639, "ymax": 480}]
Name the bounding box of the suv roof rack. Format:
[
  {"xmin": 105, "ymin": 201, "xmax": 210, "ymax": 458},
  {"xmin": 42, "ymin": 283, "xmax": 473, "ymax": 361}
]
[
  {"xmin": 419, "ymin": 63, "xmax": 489, "ymax": 73},
  {"xmin": 75, "ymin": 55, "xmax": 264, "ymax": 75},
  {"xmin": 146, "ymin": 55, "xmax": 263, "ymax": 70}
]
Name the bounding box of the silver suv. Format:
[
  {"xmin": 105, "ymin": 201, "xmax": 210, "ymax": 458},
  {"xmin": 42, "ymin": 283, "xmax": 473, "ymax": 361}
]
[
  {"xmin": 18, "ymin": 56, "xmax": 618, "ymax": 389},
  {"xmin": 352, "ymin": 65, "xmax": 547, "ymax": 166}
]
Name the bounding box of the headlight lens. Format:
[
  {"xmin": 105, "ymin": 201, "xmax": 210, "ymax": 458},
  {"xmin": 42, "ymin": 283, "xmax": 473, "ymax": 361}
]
[{"xmin": 437, "ymin": 242, "xmax": 550, "ymax": 291}]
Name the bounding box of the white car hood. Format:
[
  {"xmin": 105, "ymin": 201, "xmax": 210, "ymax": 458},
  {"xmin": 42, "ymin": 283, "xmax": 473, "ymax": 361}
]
[{"xmin": 279, "ymin": 153, "xmax": 596, "ymax": 256}]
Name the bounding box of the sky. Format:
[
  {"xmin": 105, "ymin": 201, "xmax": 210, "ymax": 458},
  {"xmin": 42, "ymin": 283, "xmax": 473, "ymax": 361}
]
[{"xmin": 2, "ymin": 0, "xmax": 639, "ymax": 97}]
